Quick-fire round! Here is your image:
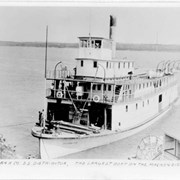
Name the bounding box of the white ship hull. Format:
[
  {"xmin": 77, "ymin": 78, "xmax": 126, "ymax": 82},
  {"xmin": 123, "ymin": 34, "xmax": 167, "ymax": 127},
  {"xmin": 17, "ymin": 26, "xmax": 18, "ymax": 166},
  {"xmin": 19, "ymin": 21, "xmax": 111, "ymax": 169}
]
[{"xmin": 38, "ymin": 105, "xmax": 172, "ymax": 159}]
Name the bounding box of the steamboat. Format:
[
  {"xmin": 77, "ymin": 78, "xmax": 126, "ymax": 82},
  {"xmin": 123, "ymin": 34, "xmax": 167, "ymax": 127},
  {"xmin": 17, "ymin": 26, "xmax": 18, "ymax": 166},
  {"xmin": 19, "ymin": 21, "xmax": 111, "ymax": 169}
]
[{"xmin": 32, "ymin": 16, "xmax": 179, "ymax": 159}]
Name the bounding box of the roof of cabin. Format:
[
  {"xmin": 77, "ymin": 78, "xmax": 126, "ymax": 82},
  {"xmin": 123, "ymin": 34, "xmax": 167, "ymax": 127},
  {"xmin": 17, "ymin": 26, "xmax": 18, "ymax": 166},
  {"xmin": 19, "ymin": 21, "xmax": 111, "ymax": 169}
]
[
  {"xmin": 78, "ymin": 37, "xmax": 111, "ymax": 41},
  {"xmin": 76, "ymin": 57, "xmax": 134, "ymax": 63}
]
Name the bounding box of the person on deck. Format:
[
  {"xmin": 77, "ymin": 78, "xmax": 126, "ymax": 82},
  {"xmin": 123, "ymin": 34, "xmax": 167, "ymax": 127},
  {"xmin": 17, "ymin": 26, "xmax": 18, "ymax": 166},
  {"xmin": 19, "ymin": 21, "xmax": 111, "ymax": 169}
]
[
  {"xmin": 50, "ymin": 83, "xmax": 55, "ymax": 97},
  {"xmin": 38, "ymin": 111, "xmax": 42, "ymax": 126},
  {"xmin": 40, "ymin": 109, "xmax": 44, "ymax": 127}
]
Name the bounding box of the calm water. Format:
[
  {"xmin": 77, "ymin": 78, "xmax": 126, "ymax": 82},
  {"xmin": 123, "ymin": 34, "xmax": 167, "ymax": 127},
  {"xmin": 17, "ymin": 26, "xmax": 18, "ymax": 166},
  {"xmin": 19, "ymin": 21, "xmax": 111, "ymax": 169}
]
[{"xmin": 0, "ymin": 46, "xmax": 180, "ymax": 159}]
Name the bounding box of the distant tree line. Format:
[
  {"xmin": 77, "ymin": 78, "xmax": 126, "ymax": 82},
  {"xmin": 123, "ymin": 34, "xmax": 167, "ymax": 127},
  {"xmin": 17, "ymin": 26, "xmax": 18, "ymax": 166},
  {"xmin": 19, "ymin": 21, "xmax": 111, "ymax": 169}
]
[{"xmin": 1, "ymin": 41, "xmax": 180, "ymax": 52}]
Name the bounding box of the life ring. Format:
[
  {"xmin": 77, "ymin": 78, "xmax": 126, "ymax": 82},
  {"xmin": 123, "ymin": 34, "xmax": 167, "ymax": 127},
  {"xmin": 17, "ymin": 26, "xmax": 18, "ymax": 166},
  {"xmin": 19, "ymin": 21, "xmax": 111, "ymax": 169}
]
[
  {"xmin": 93, "ymin": 95, "xmax": 100, "ymax": 103},
  {"xmin": 56, "ymin": 91, "xmax": 63, "ymax": 98}
]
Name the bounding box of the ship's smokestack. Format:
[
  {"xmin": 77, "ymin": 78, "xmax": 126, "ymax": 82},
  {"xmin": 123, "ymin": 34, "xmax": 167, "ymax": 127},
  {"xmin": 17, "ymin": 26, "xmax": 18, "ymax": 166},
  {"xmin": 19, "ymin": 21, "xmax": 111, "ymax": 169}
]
[{"xmin": 109, "ymin": 15, "xmax": 116, "ymax": 58}]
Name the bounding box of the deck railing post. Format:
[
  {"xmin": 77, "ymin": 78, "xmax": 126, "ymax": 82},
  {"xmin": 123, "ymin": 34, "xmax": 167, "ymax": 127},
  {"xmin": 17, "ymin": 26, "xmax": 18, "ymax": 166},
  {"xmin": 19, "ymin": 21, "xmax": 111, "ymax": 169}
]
[{"xmin": 90, "ymin": 83, "xmax": 93, "ymax": 100}]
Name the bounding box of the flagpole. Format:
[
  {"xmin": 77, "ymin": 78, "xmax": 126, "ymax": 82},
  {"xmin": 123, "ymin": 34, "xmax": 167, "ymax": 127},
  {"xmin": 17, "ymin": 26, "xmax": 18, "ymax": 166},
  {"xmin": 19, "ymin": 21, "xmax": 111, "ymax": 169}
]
[{"xmin": 45, "ymin": 26, "xmax": 48, "ymax": 78}]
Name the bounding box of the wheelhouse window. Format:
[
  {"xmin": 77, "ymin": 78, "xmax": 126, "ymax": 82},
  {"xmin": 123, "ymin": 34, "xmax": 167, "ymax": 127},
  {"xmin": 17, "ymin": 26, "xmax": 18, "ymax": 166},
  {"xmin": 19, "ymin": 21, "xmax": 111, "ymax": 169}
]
[
  {"xmin": 80, "ymin": 40, "xmax": 87, "ymax": 47},
  {"xmin": 95, "ymin": 40, "xmax": 102, "ymax": 48},
  {"xmin": 92, "ymin": 84, "xmax": 96, "ymax": 90},
  {"xmin": 108, "ymin": 85, "xmax": 111, "ymax": 91},
  {"xmin": 106, "ymin": 62, "xmax": 108, "ymax": 68},
  {"xmin": 81, "ymin": 60, "xmax": 84, "ymax": 67},
  {"xmin": 94, "ymin": 61, "xmax": 97, "ymax": 68}
]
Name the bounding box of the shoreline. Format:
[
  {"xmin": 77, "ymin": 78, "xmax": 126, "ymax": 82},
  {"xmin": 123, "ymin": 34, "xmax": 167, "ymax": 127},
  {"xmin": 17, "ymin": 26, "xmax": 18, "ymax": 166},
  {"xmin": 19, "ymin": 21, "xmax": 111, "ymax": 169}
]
[{"xmin": 1, "ymin": 41, "xmax": 180, "ymax": 52}]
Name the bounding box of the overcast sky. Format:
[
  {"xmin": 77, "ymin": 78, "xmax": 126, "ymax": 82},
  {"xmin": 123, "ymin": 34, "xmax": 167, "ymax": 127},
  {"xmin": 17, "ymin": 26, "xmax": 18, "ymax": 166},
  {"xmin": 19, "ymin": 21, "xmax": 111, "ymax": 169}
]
[{"xmin": 1, "ymin": 6, "xmax": 180, "ymax": 44}]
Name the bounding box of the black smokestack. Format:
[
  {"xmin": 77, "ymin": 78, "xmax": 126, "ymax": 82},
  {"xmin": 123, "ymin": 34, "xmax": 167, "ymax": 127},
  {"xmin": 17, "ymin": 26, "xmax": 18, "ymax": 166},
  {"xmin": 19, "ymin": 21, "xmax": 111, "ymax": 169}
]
[{"xmin": 109, "ymin": 15, "xmax": 116, "ymax": 39}]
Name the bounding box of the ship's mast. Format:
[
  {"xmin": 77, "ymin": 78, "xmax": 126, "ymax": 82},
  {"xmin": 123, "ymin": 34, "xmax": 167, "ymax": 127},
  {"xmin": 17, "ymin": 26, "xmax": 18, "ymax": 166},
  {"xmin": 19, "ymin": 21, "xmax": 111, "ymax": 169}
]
[
  {"xmin": 43, "ymin": 26, "xmax": 48, "ymax": 130},
  {"xmin": 45, "ymin": 26, "xmax": 48, "ymax": 78}
]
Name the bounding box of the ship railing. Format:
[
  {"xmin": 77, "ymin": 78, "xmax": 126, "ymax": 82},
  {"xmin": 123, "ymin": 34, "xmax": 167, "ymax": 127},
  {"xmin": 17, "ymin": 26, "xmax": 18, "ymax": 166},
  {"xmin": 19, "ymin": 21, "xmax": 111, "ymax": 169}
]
[
  {"xmin": 46, "ymin": 88, "xmax": 119, "ymax": 104},
  {"xmin": 46, "ymin": 70, "xmax": 73, "ymax": 79},
  {"xmin": 46, "ymin": 79, "xmax": 177, "ymax": 104},
  {"xmin": 45, "ymin": 88, "xmax": 150, "ymax": 104}
]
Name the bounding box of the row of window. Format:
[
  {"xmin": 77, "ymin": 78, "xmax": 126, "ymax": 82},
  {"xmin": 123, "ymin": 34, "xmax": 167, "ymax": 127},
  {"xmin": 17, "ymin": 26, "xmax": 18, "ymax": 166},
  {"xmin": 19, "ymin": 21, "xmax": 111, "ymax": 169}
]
[
  {"xmin": 106, "ymin": 62, "xmax": 133, "ymax": 69},
  {"xmin": 80, "ymin": 39, "xmax": 112, "ymax": 49},
  {"xmin": 90, "ymin": 77, "xmax": 169, "ymax": 95},
  {"xmin": 80, "ymin": 40, "xmax": 102, "ymax": 48},
  {"xmin": 80, "ymin": 60, "xmax": 133, "ymax": 69},
  {"xmin": 92, "ymin": 84, "xmax": 112, "ymax": 91},
  {"xmin": 125, "ymin": 99, "xmax": 150, "ymax": 112},
  {"xmin": 81, "ymin": 60, "xmax": 97, "ymax": 68},
  {"xmin": 123, "ymin": 78, "xmax": 168, "ymax": 92}
]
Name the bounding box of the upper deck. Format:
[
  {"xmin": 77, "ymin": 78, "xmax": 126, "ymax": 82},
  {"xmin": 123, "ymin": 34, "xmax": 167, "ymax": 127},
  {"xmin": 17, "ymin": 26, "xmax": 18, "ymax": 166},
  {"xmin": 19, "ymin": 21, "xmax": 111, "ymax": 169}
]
[{"xmin": 45, "ymin": 68, "xmax": 177, "ymax": 105}]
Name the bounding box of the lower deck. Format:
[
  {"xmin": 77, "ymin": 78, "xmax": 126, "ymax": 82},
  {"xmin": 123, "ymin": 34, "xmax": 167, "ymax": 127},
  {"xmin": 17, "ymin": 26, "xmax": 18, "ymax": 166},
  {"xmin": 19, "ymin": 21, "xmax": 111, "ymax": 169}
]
[{"xmin": 42, "ymin": 79, "xmax": 178, "ymax": 132}]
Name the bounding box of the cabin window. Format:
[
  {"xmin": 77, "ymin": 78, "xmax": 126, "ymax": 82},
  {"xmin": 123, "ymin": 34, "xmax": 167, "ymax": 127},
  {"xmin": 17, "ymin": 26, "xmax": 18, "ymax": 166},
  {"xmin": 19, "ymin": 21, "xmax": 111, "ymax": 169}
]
[
  {"xmin": 108, "ymin": 85, "xmax": 111, "ymax": 91},
  {"xmin": 159, "ymin": 80, "xmax": 162, "ymax": 86},
  {"xmin": 147, "ymin": 83, "xmax": 149, "ymax": 87},
  {"xmin": 94, "ymin": 61, "xmax": 97, "ymax": 68},
  {"xmin": 136, "ymin": 103, "xmax": 138, "ymax": 110},
  {"xmin": 118, "ymin": 62, "xmax": 121, "ymax": 69},
  {"xmin": 81, "ymin": 60, "xmax": 84, "ymax": 67},
  {"xmin": 92, "ymin": 84, "xmax": 96, "ymax": 90},
  {"xmin": 106, "ymin": 62, "xmax": 108, "ymax": 68},
  {"xmin": 104, "ymin": 84, "xmax": 107, "ymax": 91},
  {"xmin": 139, "ymin": 84, "xmax": 141, "ymax": 89},
  {"xmin": 147, "ymin": 99, "xmax": 149, "ymax": 104},
  {"xmin": 159, "ymin": 94, "xmax": 162, "ymax": 103},
  {"xmin": 126, "ymin": 105, "xmax": 128, "ymax": 112},
  {"xmin": 109, "ymin": 63, "xmax": 111, "ymax": 68},
  {"xmin": 129, "ymin": 89, "xmax": 131, "ymax": 95},
  {"xmin": 128, "ymin": 62, "xmax": 130, "ymax": 68},
  {"xmin": 97, "ymin": 84, "xmax": 101, "ymax": 91},
  {"xmin": 123, "ymin": 62, "xmax": 125, "ymax": 68},
  {"xmin": 142, "ymin": 101, "xmax": 144, "ymax": 107},
  {"xmin": 143, "ymin": 83, "xmax": 145, "ymax": 88}
]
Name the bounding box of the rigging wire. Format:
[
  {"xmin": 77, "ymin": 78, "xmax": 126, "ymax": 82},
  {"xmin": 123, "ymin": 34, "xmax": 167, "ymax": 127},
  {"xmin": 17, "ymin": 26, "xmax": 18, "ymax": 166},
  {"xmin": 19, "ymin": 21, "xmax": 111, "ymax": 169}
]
[{"xmin": 0, "ymin": 121, "xmax": 35, "ymax": 129}]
